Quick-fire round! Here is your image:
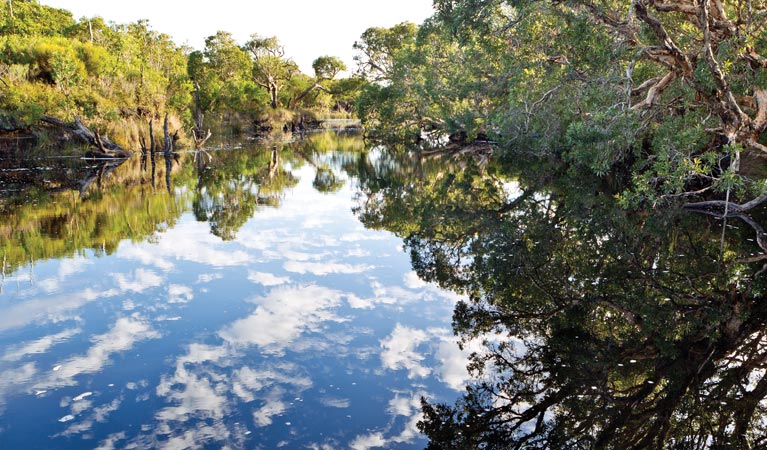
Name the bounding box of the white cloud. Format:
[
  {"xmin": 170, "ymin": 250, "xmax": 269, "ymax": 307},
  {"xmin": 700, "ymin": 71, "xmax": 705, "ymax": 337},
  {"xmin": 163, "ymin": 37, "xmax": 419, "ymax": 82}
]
[
  {"xmin": 379, "ymin": 325, "xmax": 486, "ymax": 392},
  {"xmin": 252, "ymin": 389, "xmax": 289, "ymax": 427},
  {"xmin": 58, "ymin": 256, "xmax": 94, "ymax": 278},
  {"xmin": 58, "ymin": 397, "xmax": 123, "ymax": 437},
  {"xmin": 0, "ymin": 362, "xmax": 37, "ymax": 407},
  {"xmin": 346, "ymin": 247, "xmax": 371, "ymax": 258},
  {"xmin": 168, "ymin": 284, "xmax": 194, "ymax": 304},
  {"xmin": 232, "ymin": 365, "xmax": 312, "ymax": 403},
  {"xmin": 340, "ymin": 232, "xmax": 389, "ymax": 243},
  {"xmin": 36, "ymin": 277, "xmax": 61, "ymax": 293},
  {"xmin": 435, "ymin": 336, "xmax": 481, "ymax": 391},
  {"xmin": 114, "ymin": 269, "xmax": 164, "ymax": 293},
  {"xmin": 155, "ymin": 369, "xmax": 229, "ymax": 422},
  {"xmin": 346, "ymin": 293, "xmax": 377, "ymax": 310},
  {"xmin": 302, "ymin": 217, "xmax": 334, "ymax": 229},
  {"xmin": 2, "ymin": 328, "xmax": 82, "ymax": 362},
  {"xmin": 403, "ymin": 272, "xmax": 428, "ymax": 289},
  {"xmin": 319, "ymin": 396, "xmax": 351, "ymax": 408},
  {"xmin": 219, "ymin": 285, "xmax": 347, "ymax": 354},
  {"xmin": 94, "ymin": 432, "xmax": 127, "ymax": 450},
  {"xmin": 263, "ymin": 249, "xmax": 327, "ymax": 262},
  {"xmin": 197, "ymin": 273, "xmax": 224, "ymax": 283},
  {"xmin": 116, "ymin": 246, "xmax": 175, "ymax": 271},
  {"xmin": 284, "ymin": 261, "xmax": 373, "ymax": 276},
  {"xmin": 0, "ymin": 287, "xmax": 114, "ymax": 333},
  {"xmin": 156, "ymin": 422, "xmax": 232, "ymax": 450},
  {"xmin": 117, "ymin": 221, "xmax": 250, "ymax": 268},
  {"xmin": 37, "ymin": 256, "xmax": 94, "ymax": 293},
  {"xmin": 350, "ymin": 432, "xmax": 387, "ymax": 450},
  {"xmin": 247, "ymin": 271, "xmax": 291, "ymax": 287},
  {"xmin": 380, "ymin": 324, "xmax": 432, "ymax": 379},
  {"xmin": 350, "ymin": 392, "xmax": 425, "ymax": 450},
  {"xmin": 387, "ymin": 394, "xmax": 417, "ymax": 417},
  {"xmin": 41, "ymin": 317, "xmax": 161, "ymax": 389}
]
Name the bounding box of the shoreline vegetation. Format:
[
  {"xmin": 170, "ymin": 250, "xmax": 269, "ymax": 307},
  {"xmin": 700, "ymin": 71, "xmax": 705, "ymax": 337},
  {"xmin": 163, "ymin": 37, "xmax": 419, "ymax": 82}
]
[
  {"xmin": 2, "ymin": 0, "xmax": 766, "ymax": 211},
  {"xmin": 0, "ymin": 1, "xmax": 361, "ymax": 153}
]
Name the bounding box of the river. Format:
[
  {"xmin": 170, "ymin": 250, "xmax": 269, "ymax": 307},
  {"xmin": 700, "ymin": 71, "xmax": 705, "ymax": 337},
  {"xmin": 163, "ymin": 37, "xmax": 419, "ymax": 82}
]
[
  {"xmin": 4, "ymin": 130, "xmax": 767, "ymax": 448},
  {"xmin": 0, "ymin": 132, "xmax": 471, "ymax": 449}
]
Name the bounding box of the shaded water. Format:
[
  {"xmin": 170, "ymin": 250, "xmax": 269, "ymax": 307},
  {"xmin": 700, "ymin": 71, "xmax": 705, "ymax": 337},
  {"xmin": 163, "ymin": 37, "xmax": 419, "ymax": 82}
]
[{"xmin": 0, "ymin": 133, "xmax": 471, "ymax": 449}]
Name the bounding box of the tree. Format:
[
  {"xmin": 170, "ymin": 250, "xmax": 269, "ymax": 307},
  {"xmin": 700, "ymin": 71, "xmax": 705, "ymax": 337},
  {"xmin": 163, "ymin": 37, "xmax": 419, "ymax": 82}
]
[
  {"xmin": 354, "ymin": 18, "xmax": 508, "ymax": 145},
  {"xmin": 244, "ymin": 34, "xmax": 298, "ymax": 109},
  {"xmin": 356, "ymin": 0, "xmax": 767, "ymax": 206},
  {"xmin": 288, "ymin": 55, "xmax": 346, "ymax": 109},
  {"xmin": 0, "ymin": 4, "xmax": 192, "ymax": 142},
  {"xmin": 187, "ymin": 31, "xmax": 262, "ymax": 128},
  {"xmin": 353, "ymin": 22, "xmax": 418, "ymax": 83}
]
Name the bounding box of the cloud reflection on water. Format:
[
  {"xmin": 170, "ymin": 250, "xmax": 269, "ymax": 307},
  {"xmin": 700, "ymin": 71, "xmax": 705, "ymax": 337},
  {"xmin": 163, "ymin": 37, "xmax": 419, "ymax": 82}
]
[{"xmin": 0, "ymin": 146, "xmax": 472, "ymax": 449}]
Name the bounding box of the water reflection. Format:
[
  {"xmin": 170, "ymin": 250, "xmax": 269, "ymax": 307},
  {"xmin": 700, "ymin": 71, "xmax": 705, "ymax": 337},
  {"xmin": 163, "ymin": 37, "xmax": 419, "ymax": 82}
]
[
  {"xmin": 352, "ymin": 152, "xmax": 767, "ymax": 447},
  {"xmin": 0, "ymin": 132, "xmax": 466, "ymax": 449}
]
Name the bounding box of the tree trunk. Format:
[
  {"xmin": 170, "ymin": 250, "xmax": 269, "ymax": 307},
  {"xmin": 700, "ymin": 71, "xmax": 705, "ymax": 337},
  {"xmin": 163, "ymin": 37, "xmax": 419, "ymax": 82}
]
[
  {"xmin": 192, "ymin": 81, "xmax": 211, "ymax": 148},
  {"xmin": 193, "ymin": 81, "xmax": 204, "ymax": 133},
  {"xmin": 163, "ymin": 113, "xmax": 172, "ymax": 155},
  {"xmin": 289, "ymin": 82, "xmax": 321, "ymax": 110},
  {"xmin": 270, "ymin": 85, "xmax": 278, "ymax": 109}
]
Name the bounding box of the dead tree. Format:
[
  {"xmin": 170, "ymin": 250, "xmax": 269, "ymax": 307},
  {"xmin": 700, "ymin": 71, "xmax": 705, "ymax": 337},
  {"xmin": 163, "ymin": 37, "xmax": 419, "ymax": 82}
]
[
  {"xmin": 192, "ymin": 81, "xmax": 211, "ymax": 148},
  {"xmin": 162, "ymin": 113, "xmax": 173, "ymax": 155}
]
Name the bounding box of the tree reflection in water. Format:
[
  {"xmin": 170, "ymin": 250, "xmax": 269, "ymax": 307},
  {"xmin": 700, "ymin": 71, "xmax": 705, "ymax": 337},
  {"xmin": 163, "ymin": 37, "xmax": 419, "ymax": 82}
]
[
  {"xmin": 191, "ymin": 143, "xmax": 299, "ymax": 241},
  {"xmin": 354, "ymin": 153, "xmax": 767, "ymax": 449}
]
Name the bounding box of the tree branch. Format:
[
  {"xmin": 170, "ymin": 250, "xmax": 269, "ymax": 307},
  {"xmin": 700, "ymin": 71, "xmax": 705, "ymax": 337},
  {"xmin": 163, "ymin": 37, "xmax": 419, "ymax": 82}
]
[
  {"xmin": 631, "ymin": 71, "xmax": 676, "ymax": 110},
  {"xmin": 699, "ymin": 0, "xmax": 748, "ymax": 127}
]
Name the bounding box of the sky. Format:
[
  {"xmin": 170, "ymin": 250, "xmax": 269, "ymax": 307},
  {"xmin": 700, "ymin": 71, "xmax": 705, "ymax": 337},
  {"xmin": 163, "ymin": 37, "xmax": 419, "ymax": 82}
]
[{"xmin": 38, "ymin": 0, "xmax": 436, "ymax": 74}]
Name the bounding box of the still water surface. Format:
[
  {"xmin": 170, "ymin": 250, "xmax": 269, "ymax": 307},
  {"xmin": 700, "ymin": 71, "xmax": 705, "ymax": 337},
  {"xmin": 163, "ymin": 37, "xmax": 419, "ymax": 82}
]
[{"xmin": 0, "ymin": 133, "xmax": 469, "ymax": 449}]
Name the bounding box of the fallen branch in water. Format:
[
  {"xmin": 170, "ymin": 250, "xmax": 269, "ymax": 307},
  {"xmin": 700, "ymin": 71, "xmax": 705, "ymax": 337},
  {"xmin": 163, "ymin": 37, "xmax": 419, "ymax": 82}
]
[{"xmin": 41, "ymin": 115, "xmax": 132, "ymax": 158}]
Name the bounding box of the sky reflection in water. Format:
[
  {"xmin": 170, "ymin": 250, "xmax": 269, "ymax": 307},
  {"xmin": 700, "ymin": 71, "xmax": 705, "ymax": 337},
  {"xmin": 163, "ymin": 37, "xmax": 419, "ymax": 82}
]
[{"xmin": 0, "ymin": 137, "xmax": 473, "ymax": 449}]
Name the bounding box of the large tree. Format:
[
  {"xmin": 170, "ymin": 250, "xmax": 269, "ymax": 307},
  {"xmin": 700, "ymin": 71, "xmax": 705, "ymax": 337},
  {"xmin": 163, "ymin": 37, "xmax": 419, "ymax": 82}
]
[
  {"xmin": 244, "ymin": 34, "xmax": 298, "ymax": 109},
  {"xmin": 187, "ymin": 31, "xmax": 261, "ymax": 128},
  {"xmin": 288, "ymin": 55, "xmax": 346, "ymax": 109}
]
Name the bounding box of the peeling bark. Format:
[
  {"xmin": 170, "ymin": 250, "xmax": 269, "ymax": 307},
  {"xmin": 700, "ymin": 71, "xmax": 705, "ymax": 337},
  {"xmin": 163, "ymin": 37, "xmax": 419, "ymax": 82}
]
[{"xmin": 631, "ymin": 71, "xmax": 676, "ymax": 110}]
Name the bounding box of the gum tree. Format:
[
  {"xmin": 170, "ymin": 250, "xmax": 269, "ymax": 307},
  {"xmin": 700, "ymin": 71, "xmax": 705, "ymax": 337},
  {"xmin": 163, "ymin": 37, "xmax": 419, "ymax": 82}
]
[{"xmin": 244, "ymin": 34, "xmax": 298, "ymax": 109}]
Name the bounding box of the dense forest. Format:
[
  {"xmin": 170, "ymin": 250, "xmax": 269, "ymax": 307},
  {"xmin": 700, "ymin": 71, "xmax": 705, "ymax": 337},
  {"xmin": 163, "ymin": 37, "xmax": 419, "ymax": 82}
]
[
  {"xmin": 0, "ymin": 0, "xmax": 361, "ymax": 149},
  {"xmin": 355, "ymin": 0, "xmax": 767, "ymax": 209}
]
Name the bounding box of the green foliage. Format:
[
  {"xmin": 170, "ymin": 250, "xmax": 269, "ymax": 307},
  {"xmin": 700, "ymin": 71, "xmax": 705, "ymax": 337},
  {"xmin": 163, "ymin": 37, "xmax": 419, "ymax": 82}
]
[
  {"xmin": 0, "ymin": 5, "xmax": 191, "ymax": 136},
  {"xmin": 0, "ymin": 132, "xmax": 360, "ymax": 268},
  {"xmin": 353, "ymin": 22, "xmax": 418, "ymax": 82},
  {"xmin": 0, "ymin": 3, "xmax": 353, "ymax": 138},
  {"xmin": 0, "ymin": 0, "xmax": 75, "ymax": 36},
  {"xmin": 355, "ymin": 0, "xmax": 767, "ymax": 206},
  {"xmin": 312, "ymin": 55, "xmax": 346, "ymax": 80},
  {"xmin": 565, "ymin": 111, "xmax": 641, "ymax": 176},
  {"xmin": 244, "ymin": 34, "xmax": 299, "ymax": 109},
  {"xmin": 187, "ymin": 31, "xmax": 268, "ymax": 123}
]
